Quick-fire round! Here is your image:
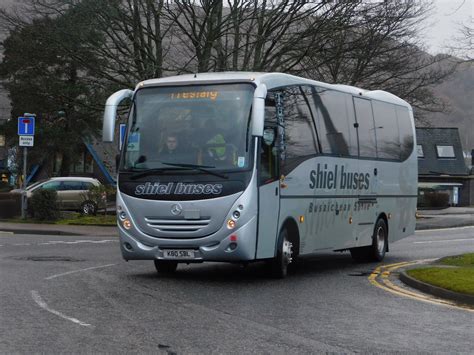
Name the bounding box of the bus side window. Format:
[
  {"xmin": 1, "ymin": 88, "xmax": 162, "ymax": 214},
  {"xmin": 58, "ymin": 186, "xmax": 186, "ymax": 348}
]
[
  {"xmin": 305, "ymin": 86, "xmax": 357, "ymax": 157},
  {"xmin": 279, "ymin": 86, "xmax": 319, "ymax": 175},
  {"xmin": 372, "ymin": 101, "xmax": 400, "ymax": 160},
  {"xmin": 396, "ymin": 106, "xmax": 414, "ymax": 161},
  {"xmin": 353, "ymin": 97, "xmax": 377, "ymax": 158},
  {"xmin": 260, "ymin": 93, "xmax": 279, "ymax": 185}
]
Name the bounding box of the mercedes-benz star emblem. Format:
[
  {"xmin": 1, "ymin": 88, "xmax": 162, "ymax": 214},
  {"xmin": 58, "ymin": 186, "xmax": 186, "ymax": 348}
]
[{"xmin": 171, "ymin": 203, "xmax": 182, "ymax": 216}]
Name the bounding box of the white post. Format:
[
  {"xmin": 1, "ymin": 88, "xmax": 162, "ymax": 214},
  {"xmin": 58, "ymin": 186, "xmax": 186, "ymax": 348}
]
[{"xmin": 21, "ymin": 147, "xmax": 27, "ymax": 219}]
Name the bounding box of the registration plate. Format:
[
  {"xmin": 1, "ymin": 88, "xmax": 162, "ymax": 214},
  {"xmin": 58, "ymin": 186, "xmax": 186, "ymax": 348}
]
[{"xmin": 163, "ymin": 249, "xmax": 195, "ymax": 259}]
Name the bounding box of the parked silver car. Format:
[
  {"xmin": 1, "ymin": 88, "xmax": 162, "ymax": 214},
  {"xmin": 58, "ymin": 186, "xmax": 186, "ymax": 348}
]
[{"xmin": 10, "ymin": 177, "xmax": 101, "ymax": 215}]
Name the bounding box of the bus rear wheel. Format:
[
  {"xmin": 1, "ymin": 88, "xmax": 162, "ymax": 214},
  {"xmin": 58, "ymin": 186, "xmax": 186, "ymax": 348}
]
[
  {"xmin": 350, "ymin": 218, "xmax": 387, "ymax": 262},
  {"xmin": 271, "ymin": 228, "xmax": 293, "ymax": 278},
  {"xmin": 154, "ymin": 260, "xmax": 178, "ymax": 274},
  {"xmin": 370, "ymin": 218, "xmax": 387, "ymax": 261}
]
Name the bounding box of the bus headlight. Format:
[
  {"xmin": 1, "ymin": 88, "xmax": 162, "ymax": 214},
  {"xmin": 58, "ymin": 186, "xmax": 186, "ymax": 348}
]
[
  {"xmin": 119, "ymin": 211, "xmax": 127, "ymax": 221},
  {"xmin": 123, "ymin": 219, "xmax": 132, "ymax": 230},
  {"xmin": 232, "ymin": 210, "xmax": 240, "ymax": 219}
]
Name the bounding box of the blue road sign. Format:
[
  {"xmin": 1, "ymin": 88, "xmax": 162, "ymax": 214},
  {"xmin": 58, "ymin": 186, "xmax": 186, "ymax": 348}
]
[{"xmin": 18, "ymin": 117, "xmax": 35, "ymax": 135}]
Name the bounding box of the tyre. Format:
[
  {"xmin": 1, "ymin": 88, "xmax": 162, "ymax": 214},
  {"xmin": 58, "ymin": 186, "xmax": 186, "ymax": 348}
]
[
  {"xmin": 154, "ymin": 260, "xmax": 178, "ymax": 274},
  {"xmin": 270, "ymin": 228, "xmax": 294, "ymax": 278},
  {"xmin": 350, "ymin": 218, "xmax": 388, "ymax": 262},
  {"xmin": 80, "ymin": 201, "xmax": 97, "ymax": 215},
  {"xmin": 370, "ymin": 218, "xmax": 388, "ymax": 261}
]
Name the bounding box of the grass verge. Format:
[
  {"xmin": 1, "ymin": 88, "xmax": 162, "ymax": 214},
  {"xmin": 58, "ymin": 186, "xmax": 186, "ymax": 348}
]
[
  {"xmin": 56, "ymin": 214, "xmax": 116, "ymax": 226},
  {"xmin": 407, "ymin": 254, "xmax": 474, "ymax": 296},
  {"xmin": 439, "ymin": 253, "xmax": 474, "ymax": 267}
]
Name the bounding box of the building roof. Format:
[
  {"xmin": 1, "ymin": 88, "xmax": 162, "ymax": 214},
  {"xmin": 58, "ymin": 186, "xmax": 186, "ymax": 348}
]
[{"xmin": 416, "ymin": 127, "xmax": 468, "ymax": 176}]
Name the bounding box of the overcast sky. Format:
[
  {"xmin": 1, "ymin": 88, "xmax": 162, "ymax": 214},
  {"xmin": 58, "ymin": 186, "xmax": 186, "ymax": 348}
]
[{"xmin": 424, "ymin": 0, "xmax": 473, "ymax": 55}]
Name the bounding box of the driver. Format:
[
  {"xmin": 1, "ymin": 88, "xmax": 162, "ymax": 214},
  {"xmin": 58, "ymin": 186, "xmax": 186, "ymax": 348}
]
[{"xmin": 159, "ymin": 133, "xmax": 181, "ymax": 160}]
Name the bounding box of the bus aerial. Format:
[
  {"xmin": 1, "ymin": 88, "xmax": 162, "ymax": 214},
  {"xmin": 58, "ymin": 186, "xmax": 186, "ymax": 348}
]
[{"xmin": 103, "ymin": 72, "xmax": 417, "ymax": 277}]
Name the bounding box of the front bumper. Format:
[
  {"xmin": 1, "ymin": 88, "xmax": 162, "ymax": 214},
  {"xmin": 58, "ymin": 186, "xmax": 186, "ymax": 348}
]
[{"xmin": 118, "ymin": 216, "xmax": 257, "ymax": 262}]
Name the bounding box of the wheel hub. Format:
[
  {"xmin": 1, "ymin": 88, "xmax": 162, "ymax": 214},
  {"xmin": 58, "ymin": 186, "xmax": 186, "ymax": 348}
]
[
  {"xmin": 377, "ymin": 226, "xmax": 385, "ymax": 254},
  {"xmin": 282, "ymin": 239, "xmax": 293, "ymax": 265}
]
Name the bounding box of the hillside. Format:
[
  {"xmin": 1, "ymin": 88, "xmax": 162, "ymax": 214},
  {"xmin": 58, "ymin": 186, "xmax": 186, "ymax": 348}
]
[{"xmin": 423, "ymin": 61, "xmax": 474, "ymax": 152}]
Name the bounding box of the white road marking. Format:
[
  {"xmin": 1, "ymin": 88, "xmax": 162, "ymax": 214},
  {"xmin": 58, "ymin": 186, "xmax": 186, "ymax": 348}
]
[
  {"xmin": 13, "ymin": 243, "xmax": 31, "ymax": 246},
  {"xmin": 416, "ymin": 226, "xmax": 474, "ymax": 233},
  {"xmin": 38, "ymin": 240, "xmax": 117, "ymax": 245},
  {"xmin": 31, "ymin": 290, "xmax": 92, "ymax": 327},
  {"xmin": 414, "ymin": 238, "xmax": 474, "ymax": 244},
  {"xmin": 45, "ymin": 263, "xmax": 116, "ymax": 280},
  {"xmin": 0, "ymin": 231, "xmax": 14, "ymax": 235}
]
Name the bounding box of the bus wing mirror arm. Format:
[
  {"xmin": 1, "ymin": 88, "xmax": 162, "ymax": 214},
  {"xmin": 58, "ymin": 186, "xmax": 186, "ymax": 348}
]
[
  {"xmin": 251, "ymin": 84, "xmax": 267, "ymax": 137},
  {"xmin": 103, "ymin": 89, "xmax": 134, "ymax": 142}
]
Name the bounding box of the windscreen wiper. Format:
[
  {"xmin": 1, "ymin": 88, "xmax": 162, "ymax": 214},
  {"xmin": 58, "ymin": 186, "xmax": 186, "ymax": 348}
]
[
  {"xmin": 159, "ymin": 162, "xmax": 229, "ymax": 179},
  {"xmin": 129, "ymin": 167, "xmax": 187, "ymax": 180},
  {"xmin": 129, "ymin": 162, "xmax": 228, "ymax": 180}
]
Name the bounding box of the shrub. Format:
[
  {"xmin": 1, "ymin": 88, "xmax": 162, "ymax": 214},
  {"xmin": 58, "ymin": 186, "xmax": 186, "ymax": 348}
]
[
  {"xmin": 30, "ymin": 189, "xmax": 60, "ymax": 221},
  {"xmin": 0, "ymin": 193, "xmax": 21, "ymax": 218},
  {"xmin": 0, "ymin": 181, "xmax": 12, "ymax": 192}
]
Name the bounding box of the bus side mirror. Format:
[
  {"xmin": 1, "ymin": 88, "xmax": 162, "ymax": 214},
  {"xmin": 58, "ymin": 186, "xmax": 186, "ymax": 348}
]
[
  {"xmin": 103, "ymin": 89, "xmax": 134, "ymax": 142},
  {"xmin": 251, "ymin": 84, "xmax": 267, "ymax": 137}
]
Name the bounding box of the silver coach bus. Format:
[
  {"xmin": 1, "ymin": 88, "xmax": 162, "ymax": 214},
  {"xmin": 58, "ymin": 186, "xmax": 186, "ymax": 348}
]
[{"xmin": 103, "ymin": 72, "xmax": 417, "ymax": 277}]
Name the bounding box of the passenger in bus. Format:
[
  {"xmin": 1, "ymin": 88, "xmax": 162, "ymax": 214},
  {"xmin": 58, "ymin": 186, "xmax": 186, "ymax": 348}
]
[{"xmin": 203, "ymin": 119, "xmax": 227, "ymax": 162}]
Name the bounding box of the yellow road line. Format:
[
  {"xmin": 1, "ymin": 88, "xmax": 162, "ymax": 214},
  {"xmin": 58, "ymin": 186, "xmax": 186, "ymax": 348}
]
[{"xmin": 368, "ymin": 261, "xmax": 474, "ymax": 313}]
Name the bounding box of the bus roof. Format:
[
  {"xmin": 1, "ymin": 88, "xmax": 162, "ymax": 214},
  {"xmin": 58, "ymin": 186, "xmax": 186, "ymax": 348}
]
[{"xmin": 139, "ymin": 72, "xmax": 411, "ymax": 108}]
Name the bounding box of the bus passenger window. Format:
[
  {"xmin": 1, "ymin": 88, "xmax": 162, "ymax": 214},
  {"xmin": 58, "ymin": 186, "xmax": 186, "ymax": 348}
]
[
  {"xmin": 396, "ymin": 106, "xmax": 414, "ymax": 161},
  {"xmin": 305, "ymin": 86, "xmax": 357, "ymax": 157},
  {"xmin": 372, "ymin": 101, "xmax": 400, "ymax": 160},
  {"xmin": 353, "ymin": 98, "xmax": 377, "ymax": 158},
  {"xmin": 260, "ymin": 93, "xmax": 279, "ymax": 184}
]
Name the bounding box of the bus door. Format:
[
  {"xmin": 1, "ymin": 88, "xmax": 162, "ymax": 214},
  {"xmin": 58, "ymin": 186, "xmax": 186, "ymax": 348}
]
[
  {"xmin": 353, "ymin": 97, "xmax": 378, "ymax": 246},
  {"xmin": 255, "ymin": 107, "xmax": 281, "ymax": 259}
]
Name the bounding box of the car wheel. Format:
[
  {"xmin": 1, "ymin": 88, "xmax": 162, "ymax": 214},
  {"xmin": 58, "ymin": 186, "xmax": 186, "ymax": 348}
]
[
  {"xmin": 270, "ymin": 228, "xmax": 293, "ymax": 278},
  {"xmin": 154, "ymin": 260, "xmax": 178, "ymax": 274},
  {"xmin": 80, "ymin": 201, "xmax": 97, "ymax": 215}
]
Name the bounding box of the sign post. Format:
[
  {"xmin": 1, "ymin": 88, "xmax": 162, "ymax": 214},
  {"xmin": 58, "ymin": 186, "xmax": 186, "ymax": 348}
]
[{"xmin": 18, "ymin": 114, "xmax": 36, "ymax": 219}]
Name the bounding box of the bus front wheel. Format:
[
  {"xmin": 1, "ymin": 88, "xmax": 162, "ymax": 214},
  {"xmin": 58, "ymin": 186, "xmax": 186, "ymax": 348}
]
[
  {"xmin": 154, "ymin": 260, "xmax": 178, "ymax": 274},
  {"xmin": 271, "ymin": 228, "xmax": 293, "ymax": 278}
]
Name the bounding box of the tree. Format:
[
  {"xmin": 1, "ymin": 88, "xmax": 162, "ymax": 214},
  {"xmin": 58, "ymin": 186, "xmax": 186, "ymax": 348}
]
[
  {"xmin": 0, "ymin": 8, "xmax": 105, "ymax": 176},
  {"xmin": 0, "ymin": 0, "xmax": 461, "ymax": 127},
  {"xmin": 299, "ymin": 1, "xmax": 458, "ymax": 118}
]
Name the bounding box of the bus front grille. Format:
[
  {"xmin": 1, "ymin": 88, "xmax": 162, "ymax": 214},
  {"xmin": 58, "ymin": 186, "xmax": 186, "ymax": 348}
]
[{"xmin": 144, "ymin": 217, "xmax": 211, "ymax": 233}]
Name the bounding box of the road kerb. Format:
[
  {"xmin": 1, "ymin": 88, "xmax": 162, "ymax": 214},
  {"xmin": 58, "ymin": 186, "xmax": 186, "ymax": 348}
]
[{"xmin": 399, "ymin": 270, "xmax": 474, "ymax": 306}]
